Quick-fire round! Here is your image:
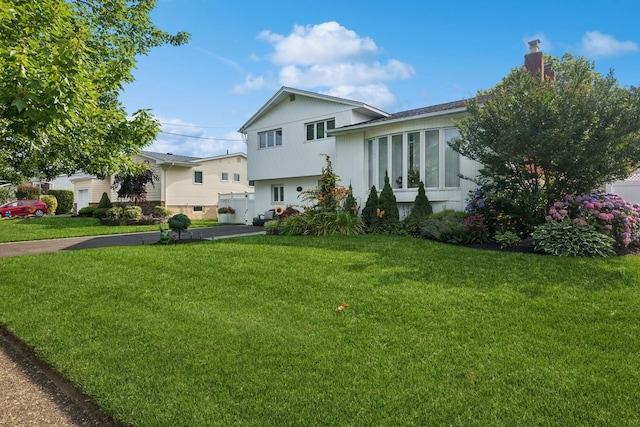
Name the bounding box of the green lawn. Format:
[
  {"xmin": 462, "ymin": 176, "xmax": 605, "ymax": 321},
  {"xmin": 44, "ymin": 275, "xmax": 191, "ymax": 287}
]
[
  {"xmin": 0, "ymin": 216, "xmax": 219, "ymax": 242},
  {"xmin": 1, "ymin": 235, "xmax": 638, "ymax": 426}
]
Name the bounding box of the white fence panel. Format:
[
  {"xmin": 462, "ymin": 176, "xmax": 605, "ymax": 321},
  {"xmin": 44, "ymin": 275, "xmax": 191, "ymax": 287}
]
[{"xmin": 218, "ymin": 192, "xmax": 255, "ymax": 225}]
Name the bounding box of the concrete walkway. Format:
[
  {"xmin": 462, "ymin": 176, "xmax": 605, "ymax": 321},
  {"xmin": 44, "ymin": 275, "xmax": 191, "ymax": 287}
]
[{"xmin": 0, "ymin": 225, "xmax": 265, "ymax": 425}]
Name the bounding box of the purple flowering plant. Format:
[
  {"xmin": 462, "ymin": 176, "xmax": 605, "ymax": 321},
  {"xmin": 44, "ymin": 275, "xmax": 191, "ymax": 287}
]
[{"xmin": 544, "ymin": 192, "xmax": 640, "ymax": 247}]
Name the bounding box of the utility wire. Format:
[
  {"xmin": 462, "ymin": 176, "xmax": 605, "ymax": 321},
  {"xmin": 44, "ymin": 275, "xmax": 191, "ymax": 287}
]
[{"xmin": 159, "ymin": 131, "xmax": 242, "ymax": 142}]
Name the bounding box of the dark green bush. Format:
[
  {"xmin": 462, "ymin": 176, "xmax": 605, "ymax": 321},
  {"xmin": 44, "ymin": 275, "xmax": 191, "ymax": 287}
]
[
  {"xmin": 403, "ymin": 181, "xmax": 433, "ymax": 237},
  {"xmin": 16, "ymin": 184, "xmax": 41, "ymax": 200},
  {"xmin": 420, "ymin": 210, "xmax": 466, "ymax": 244},
  {"xmin": 47, "ymin": 189, "xmax": 73, "ymax": 214},
  {"xmin": 375, "ymin": 172, "xmax": 400, "ymax": 234},
  {"xmin": 78, "ymin": 206, "xmax": 96, "ymax": 217},
  {"xmin": 168, "ymin": 214, "xmax": 191, "ymax": 239},
  {"xmin": 97, "ymin": 192, "xmax": 113, "ymax": 209},
  {"xmin": 93, "ymin": 207, "xmax": 108, "ymax": 218},
  {"xmin": 532, "ymin": 219, "xmax": 616, "ymax": 257},
  {"xmin": 361, "ymin": 186, "xmax": 379, "ymax": 231}
]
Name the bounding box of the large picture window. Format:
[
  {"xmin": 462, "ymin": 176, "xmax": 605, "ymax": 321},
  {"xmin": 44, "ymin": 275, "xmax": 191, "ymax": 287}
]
[
  {"xmin": 259, "ymin": 129, "xmax": 283, "ymax": 149},
  {"xmin": 367, "ymin": 127, "xmax": 460, "ymax": 190}
]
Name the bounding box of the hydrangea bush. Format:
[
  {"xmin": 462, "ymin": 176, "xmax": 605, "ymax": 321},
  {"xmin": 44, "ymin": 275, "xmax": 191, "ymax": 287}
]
[{"xmin": 543, "ymin": 192, "xmax": 640, "ymax": 248}]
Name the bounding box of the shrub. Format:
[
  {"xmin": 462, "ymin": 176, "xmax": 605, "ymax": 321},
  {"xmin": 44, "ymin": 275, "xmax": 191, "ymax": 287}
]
[
  {"xmin": 543, "ymin": 192, "xmax": 640, "ymax": 248},
  {"xmin": 78, "ymin": 206, "xmax": 96, "ymax": 217},
  {"xmin": 264, "ymin": 219, "xmax": 281, "ymax": 235},
  {"xmin": 41, "ymin": 194, "xmax": 57, "ymax": 215},
  {"xmin": 343, "ymin": 185, "xmax": 359, "ymax": 216},
  {"xmin": 93, "ymin": 207, "xmax": 108, "ymax": 219},
  {"xmin": 123, "ymin": 205, "xmax": 143, "ymax": 220},
  {"xmin": 421, "ymin": 210, "xmax": 466, "ymax": 244},
  {"xmin": 403, "ymin": 181, "xmax": 433, "ymax": 237},
  {"xmin": 47, "ymin": 189, "xmax": 74, "ymax": 214},
  {"xmin": 106, "ymin": 207, "xmax": 123, "ymax": 220},
  {"xmin": 168, "ymin": 214, "xmax": 191, "ymax": 240},
  {"xmin": 532, "ymin": 219, "xmax": 616, "ymax": 257},
  {"xmin": 97, "ymin": 192, "xmax": 112, "ymax": 209},
  {"xmin": 279, "ymin": 211, "xmax": 363, "ymax": 236},
  {"xmin": 375, "ymin": 172, "xmax": 400, "ymax": 234},
  {"xmin": 16, "ymin": 184, "xmax": 41, "ymax": 200},
  {"xmin": 465, "ymin": 184, "xmax": 545, "ymax": 237},
  {"xmin": 0, "ymin": 186, "xmax": 14, "ymax": 204},
  {"xmin": 462, "ymin": 213, "xmax": 491, "ymax": 244},
  {"xmin": 494, "ymin": 230, "xmax": 521, "ymax": 249},
  {"xmin": 361, "ymin": 186, "xmax": 379, "ymax": 231},
  {"xmin": 218, "ymin": 206, "xmax": 236, "ymax": 214},
  {"xmin": 153, "ymin": 206, "xmax": 172, "ymax": 219}
]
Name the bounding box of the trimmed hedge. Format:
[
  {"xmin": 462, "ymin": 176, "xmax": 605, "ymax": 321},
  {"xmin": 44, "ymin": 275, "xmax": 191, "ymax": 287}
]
[{"xmin": 47, "ymin": 189, "xmax": 73, "ymax": 214}]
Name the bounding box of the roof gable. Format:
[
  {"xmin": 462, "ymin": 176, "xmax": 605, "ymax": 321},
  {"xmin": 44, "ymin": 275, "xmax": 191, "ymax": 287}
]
[{"xmin": 238, "ymin": 86, "xmax": 388, "ymax": 133}]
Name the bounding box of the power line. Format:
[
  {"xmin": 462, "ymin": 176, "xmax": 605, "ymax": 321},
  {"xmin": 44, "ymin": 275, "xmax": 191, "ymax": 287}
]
[
  {"xmin": 159, "ymin": 131, "xmax": 242, "ymax": 142},
  {"xmin": 160, "ymin": 121, "xmax": 238, "ymax": 129}
]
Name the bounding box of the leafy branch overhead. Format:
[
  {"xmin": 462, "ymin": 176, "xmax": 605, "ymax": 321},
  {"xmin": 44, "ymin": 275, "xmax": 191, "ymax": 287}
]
[{"xmin": 0, "ymin": 0, "xmax": 190, "ymax": 182}]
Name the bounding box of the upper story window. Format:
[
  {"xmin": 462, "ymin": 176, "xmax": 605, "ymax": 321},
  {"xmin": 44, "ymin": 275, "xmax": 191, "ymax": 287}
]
[
  {"xmin": 221, "ymin": 172, "xmax": 229, "ymax": 181},
  {"xmin": 194, "ymin": 170, "xmax": 203, "ymax": 184},
  {"xmin": 259, "ymin": 129, "xmax": 283, "ymax": 149},
  {"xmin": 306, "ymin": 118, "xmax": 335, "ymax": 141},
  {"xmin": 233, "ymin": 173, "xmax": 240, "ymax": 182}
]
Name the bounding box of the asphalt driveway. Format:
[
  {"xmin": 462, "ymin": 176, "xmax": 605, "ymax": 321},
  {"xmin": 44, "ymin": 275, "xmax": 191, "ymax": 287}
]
[{"xmin": 0, "ymin": 225, "xmax": 266, "ymax": 258}]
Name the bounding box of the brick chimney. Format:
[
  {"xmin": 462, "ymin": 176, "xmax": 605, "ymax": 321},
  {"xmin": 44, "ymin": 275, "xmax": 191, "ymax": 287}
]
[{"xmin": 524, "ymin": 39, "xmax": 555, "ymax": 80}]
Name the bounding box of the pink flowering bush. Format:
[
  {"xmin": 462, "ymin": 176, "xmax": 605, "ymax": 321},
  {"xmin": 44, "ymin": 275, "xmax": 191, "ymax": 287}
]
[
  {"xmin": 462, "ymin": 213, "xmax": 491, "ymax": 244},
  {"xmin": 543, "ymin": 192, "xmax": 640, "ymax": 248}
]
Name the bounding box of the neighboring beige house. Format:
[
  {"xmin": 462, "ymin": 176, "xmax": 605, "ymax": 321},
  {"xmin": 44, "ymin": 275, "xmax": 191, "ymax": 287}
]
[{"xmin": 71, "ymin": 151, "xmax": 252, "ymax": 219}]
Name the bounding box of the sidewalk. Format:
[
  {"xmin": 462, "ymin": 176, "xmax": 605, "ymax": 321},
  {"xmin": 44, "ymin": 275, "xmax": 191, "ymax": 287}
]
[{"xmin": 0, "ymin": 225, "xmax": 265, "ymax": 425}]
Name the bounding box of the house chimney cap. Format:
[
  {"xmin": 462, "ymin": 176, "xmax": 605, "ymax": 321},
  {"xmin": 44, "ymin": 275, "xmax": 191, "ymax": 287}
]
[{"xmin": 528, "ymin": 39, "xmax": 541, "ymax": 53}]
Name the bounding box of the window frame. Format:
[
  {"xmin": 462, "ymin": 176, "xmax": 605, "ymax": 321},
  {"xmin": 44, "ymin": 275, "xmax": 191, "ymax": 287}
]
[
  {"xmin": 233, "ymin": 173, "xmax": 241, "ymax": 182},
  {"xmin": 194, "ymin": 170, "xmax": 203, "ymax": 184},
  {"xmin": 305, "ymin": 118, "xmax": 336, "ymax": 141},
  {"xmin": 258, "ymin": 129, "xmax": 283, "ymax": 149},
  {"xmin": 221, "ymin": 172, "xmax": 229, "ymax": 182},
  {"xmin": 271, "ymin": 184, "xmax": 284, "ymax": 204},
  {"xmin": 367, "ymin": 127, "xmax": 461, "ymax": 191}
]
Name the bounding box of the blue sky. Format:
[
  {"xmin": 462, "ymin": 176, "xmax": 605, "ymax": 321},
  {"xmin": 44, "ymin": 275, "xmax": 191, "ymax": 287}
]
[{"xmin": 119, "ymin": 0, "xmax": 640, "ymax": 158}]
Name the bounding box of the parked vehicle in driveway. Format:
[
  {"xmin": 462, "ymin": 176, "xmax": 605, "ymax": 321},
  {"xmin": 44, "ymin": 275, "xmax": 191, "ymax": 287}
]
[{"xmin": 0, "ymin": 200, "xmax": 48, "ymax": 218}]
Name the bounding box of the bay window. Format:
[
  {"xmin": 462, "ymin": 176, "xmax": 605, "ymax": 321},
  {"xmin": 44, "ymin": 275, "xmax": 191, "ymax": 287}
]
[{"xmin": 367, "ymin": 127, "xmax": 460, "ymax": 190}]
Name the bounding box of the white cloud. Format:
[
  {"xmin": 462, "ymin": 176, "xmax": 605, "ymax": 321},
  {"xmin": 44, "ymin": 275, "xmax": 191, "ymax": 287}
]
[
  {"xmin": 259, "ymin": 21, "xmax": 378, "ymax": 66},
  {"xmin": 233, "ymin": 74, "xmax": 266, "ymax": 94},
  {"xmin": 144, "ymin": 118, "xmax": 246, "ymax": 158},
  {"xmin": 324, "ymin": 84, "xmax": 396, "ymax": 109},
  {"xmin": 251, "ymin": 21, "xmax": 414, "ymax": 108},
  {"xmin": 581, "ymin": 31, "xmax": 638, "ymax": 57}
]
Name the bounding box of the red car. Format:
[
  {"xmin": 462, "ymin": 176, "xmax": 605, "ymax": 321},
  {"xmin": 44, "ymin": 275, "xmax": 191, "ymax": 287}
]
[{"xmin": 0, "ymin": 200, "xmax": 48, "ymax": 218}]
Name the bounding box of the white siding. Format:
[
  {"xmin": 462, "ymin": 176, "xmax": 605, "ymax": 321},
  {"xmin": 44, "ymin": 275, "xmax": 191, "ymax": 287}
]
[{"xmin": 247, "ymin": 95, "xmax": 358, "ymax": 181}]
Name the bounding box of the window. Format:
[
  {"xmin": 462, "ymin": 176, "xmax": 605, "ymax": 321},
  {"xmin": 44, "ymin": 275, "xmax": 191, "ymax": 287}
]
[
  {"xmin": 194, "ymin": 170, "xmax": 203, "ymax": 184},
  {"xmin": 193, "ymin": 206, "xmax": 203, "ymax": 212},
  {"xmin": 306, "ymin": 118, "xmax": 335, "ymax": 141},
  {"xmin": 272, "ymin": 185, "xmax": 284, "ymax": 203},
  {"xmin": 233, "ymin": 173, "xmax": 240, "ymax": 182},
  {"xmin": 367, "ymin": 127, "xmax": 460, "ymax": 190},
  {"xmin": 221, "ymin": 172, "xmax": 229, "ymax": 181},
  {"xmin": 259, "ymin": 129, "xmax": 282, "ymax": 148}
]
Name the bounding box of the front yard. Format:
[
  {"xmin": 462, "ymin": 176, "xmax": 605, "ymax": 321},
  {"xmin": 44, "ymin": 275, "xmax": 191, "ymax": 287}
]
[{"xmin": 0, "ymin": 234, "xmax": 638, "ymax": 425}]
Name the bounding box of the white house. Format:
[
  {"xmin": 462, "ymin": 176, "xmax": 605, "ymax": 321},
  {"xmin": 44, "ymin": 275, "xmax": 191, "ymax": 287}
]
[{"xmin": 239, "ymin": 87, "xmax": 483, "ymax": 217}]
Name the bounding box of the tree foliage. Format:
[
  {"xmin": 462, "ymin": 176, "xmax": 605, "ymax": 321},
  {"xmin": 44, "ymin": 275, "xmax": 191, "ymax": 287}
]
[
  {"xmin": 0, "ymin": 0, "xmax": 189, "ymax": 182},
  {"xmin": 111, "ymin": 167, "xmax": 158, "ymax": 204},
  {"xmin": 452, "ymin": 54, "xmax": 640, "ymax": 222}
]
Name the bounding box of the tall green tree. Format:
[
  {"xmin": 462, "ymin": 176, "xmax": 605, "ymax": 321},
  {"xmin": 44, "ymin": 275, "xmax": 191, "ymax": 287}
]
[
  {"xmin": 451, "ymin": 54, "xmax": 640, "ymax": 222},
  {"xmin": 0, "ymin": 0, "xmax": 189, "ymax": 183}
]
